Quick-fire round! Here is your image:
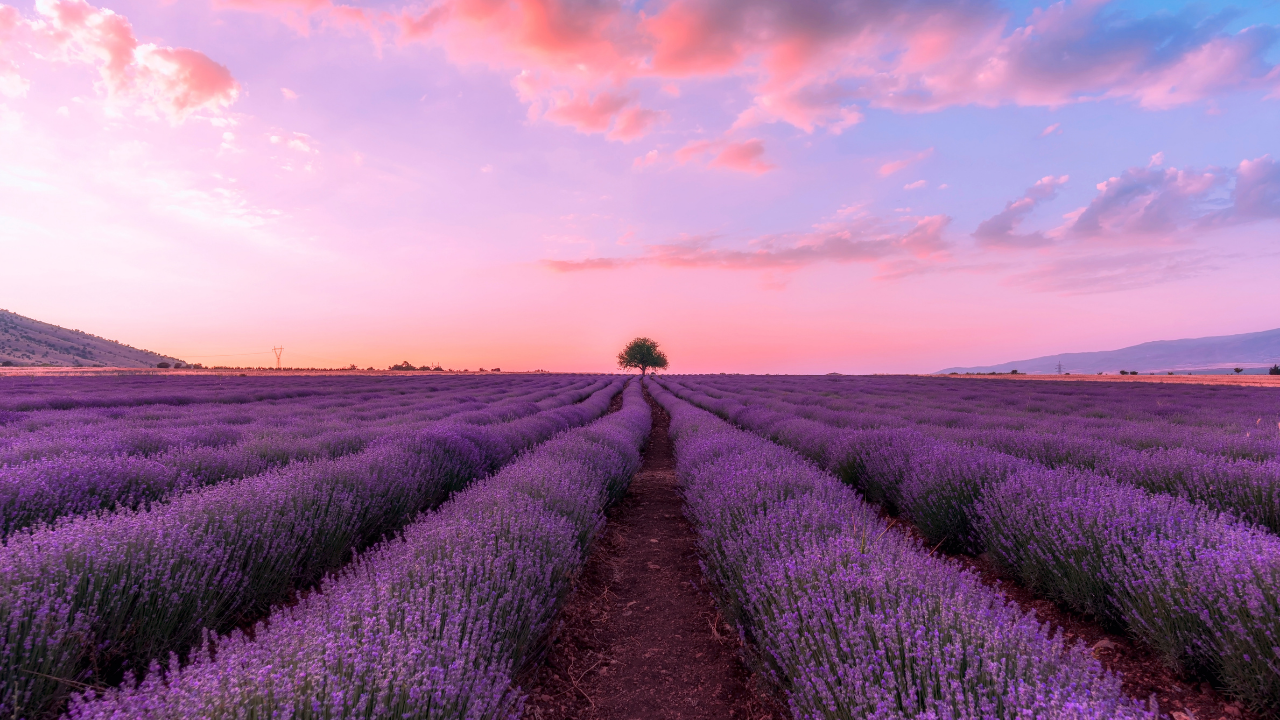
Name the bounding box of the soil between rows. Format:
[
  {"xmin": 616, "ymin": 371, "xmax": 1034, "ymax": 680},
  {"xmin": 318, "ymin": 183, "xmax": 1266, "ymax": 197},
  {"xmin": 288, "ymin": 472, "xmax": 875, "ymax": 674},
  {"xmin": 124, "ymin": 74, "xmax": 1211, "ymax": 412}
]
[
  {"xmin": 890, "ymin": 522, "xmax": 1258, "ymax": 720},
  {"xmin": 519, "ymin": 386, "xmax": 787, "ymax": 720},
  {"xmin": 524, "ymin": 384, "xmax": 1253, "ymax": 720},
  {"xmin": 963, "ymin": 552, "xmax": 1255, "ymax": 720}
]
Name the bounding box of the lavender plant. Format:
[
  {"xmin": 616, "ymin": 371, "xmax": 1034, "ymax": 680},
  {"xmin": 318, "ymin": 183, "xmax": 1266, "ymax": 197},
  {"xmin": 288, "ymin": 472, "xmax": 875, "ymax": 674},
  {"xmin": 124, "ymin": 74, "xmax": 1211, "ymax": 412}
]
[
  {"xmin": 65, "ymin": 378, "xmax": 651, "ymax": 719},
  {"xmin": 0, "ymin": 378, "xmax": 623, "ymax": 718},
  {"xmin": 897, "ymin": 444, "xmax": 1029, "ymax": 553},
  {"xmin": 662, "ymin": 375, "xmax": 1280, "ymax": 711},
  {"xmin": 650, "ymin": 378, "xmax": 1150, "ymax": 720},
  {"xmin": 665, "ymin": 375, "xmax": 1280, "ymax": 537},
  {"xmin": 977, "ymin": 467, "xmax": 1280, "ymax": 713},
  {"xmin": 0, "ymin": 378, "xmax": 602, "ymax": 536}
]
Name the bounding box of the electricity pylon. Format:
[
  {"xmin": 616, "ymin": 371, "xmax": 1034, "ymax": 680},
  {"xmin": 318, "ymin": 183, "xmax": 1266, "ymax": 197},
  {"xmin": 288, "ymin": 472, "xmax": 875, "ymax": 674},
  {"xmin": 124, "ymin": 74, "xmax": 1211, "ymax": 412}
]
[{"xmin": 272, "ymin": 346, "xmax": 283, "ymax": 369}]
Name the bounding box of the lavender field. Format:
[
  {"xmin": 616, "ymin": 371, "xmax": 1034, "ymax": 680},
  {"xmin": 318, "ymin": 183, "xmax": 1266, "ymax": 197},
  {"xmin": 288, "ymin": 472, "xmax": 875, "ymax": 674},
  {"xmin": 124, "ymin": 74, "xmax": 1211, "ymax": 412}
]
[
  {"xmin": 652, "ymin": 374, "xmax": 1280, "ymax": 717},
  {"xmin": 1, "ymin": 372, "xmax": 1276, "ymax": 718},
  {"xmin": 0, "ymin": 372, "xmax": 645, "ymax": 718}
]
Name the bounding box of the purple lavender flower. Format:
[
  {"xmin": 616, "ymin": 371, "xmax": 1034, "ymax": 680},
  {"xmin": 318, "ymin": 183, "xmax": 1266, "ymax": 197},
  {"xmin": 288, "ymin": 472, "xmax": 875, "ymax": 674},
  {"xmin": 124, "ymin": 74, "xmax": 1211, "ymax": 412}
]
[
  {"xmin": 649, "ymin": 378, "xmax": 1150, "ymax": 719},
  {"xmin": 65, "ymin": 379, "xmax": 651, "ymax": 719}
]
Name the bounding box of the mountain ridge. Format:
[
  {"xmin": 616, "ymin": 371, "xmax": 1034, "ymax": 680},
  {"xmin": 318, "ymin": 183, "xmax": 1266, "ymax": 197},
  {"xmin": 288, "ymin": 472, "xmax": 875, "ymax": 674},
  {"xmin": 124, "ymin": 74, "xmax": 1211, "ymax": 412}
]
[
  {"xmin": 936, "ymin": 328, "xmax": 1280, "ymax": 375},
  {"xmin": 0, "ymin": 309, "xmax": 183, "ymax": 368}
]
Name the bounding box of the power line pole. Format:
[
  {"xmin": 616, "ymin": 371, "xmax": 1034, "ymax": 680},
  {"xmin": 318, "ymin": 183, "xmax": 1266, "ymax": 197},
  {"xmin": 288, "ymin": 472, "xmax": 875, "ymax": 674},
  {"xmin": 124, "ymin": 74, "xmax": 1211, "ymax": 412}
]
[
  {"xmin": 1056, "ymin": 360, "xmax": 1064, "ymax": 375},
  {"xmin": 272, "ymin": 346, "xmax": 283, "ymax": 370}
]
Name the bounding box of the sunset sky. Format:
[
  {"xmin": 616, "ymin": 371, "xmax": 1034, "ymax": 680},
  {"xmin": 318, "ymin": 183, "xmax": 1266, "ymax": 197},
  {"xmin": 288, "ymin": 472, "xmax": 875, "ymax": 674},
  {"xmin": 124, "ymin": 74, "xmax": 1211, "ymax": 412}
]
[{"xmin": 2, "ymin": 0, "xmax": 1278, "ymax": 373}]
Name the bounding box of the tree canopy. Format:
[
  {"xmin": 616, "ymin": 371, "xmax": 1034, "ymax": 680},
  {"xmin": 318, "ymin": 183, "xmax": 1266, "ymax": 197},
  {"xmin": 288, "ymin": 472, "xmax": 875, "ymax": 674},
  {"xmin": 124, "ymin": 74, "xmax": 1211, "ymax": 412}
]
[{"xmin": 617, "ymin": 337, "xmax": 669, "ymax": 375}]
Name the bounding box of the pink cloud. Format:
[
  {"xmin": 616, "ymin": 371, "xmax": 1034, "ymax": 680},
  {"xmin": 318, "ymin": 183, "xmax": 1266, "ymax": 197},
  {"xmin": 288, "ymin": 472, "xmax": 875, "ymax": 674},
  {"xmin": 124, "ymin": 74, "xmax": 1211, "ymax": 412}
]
[
  {"xmin": 1041, "ymin": 123, "xmax": 1061, "ymax": 136},
  {"xmin": 974, "ymin": 175, "xmax": 1069, "ymax": 247},
  {"xmin": 632, "ymin": 149, "xmax": 660, "ymax": 170},
  {"xmin": 281, "ymin": 87, "xmax": 299, "ymax": 99},
  {"xmin": 635, "ymin": 0, "xmax": 1280, "ymax": 132},
  {"xmin": 0, "ymin": 0, "xmax": 239, "ymax": 121},
  {"xmin": 211, "ymin": 0, "xmax": 1280, "ymax": 149},
  {"xmin": 511, "ymin": 79, "xmax": 662, "ymax": 140},
  {"xmin": 0, "ymin": 4, "xmax": 17, "ymax": 32},
  {"xmin": 0, "ymin": 6, "xmax": 25, "ymax": 97},
  {"xmin": 674, "ymin": 138, "xmax": 715, "ymax": 164},
  {"xmin": 1230, "ymin": 155, "xmax": 1280, "ymax": 222},
  {"xmin": 270, "ymin": 131, "xmax": 317, "ymax": 153},
  {"xmin": 1063, "ymin": 155, "xmax": 1280, "ymax": 238},
  {"xmin": 644, "ymin": 1, "xmax": 744, "ymax": 76},
  {"xmin": 608, "ymin": 106, "xmax": 665, "ymax": 142},
  {"xmin": 873, "ymin": 2, "xmax": 1280, "ymax": 112},
  {"xmin": 542, "ymin": 90, "xmax": 630, "ymax": 133},
  {"xmin": 903, "ymin": 180, "xmax": 927, "ymax": 190},
  {"xmin": 395, "ymin": 4, "xmax": 447, "ymax": 43},
  {"xmin": 670, "ymin": 137, "xmax": 773, "ymax": 174},
  {"xmin": 544, "ymin": 212, "xmax": 950, "ymax": 272},
  {"xmin": 1119, "ymin": 27, "xmax": 1280, "ymax": 110},
  {"xmin": 978, "ymin": 156, "xmax": 1280, "ymax": 294},
  {"xmin": 213, "ymin": 0, "xmax": 373, "ymax": 37},
  {"xmin": 411, "ymin": 0, "xmax": 642, "ymax": 84},
  {"xmin": 1071, "ymin": 165, "xmax": 1228, "ymax": 237},
  {"xmin": 879, "ymin": 147, "xmax": 934, "ymax": 176},
  {"xmin": 711, "ymin": 139, "xmax": 773, "ymax": 174}
]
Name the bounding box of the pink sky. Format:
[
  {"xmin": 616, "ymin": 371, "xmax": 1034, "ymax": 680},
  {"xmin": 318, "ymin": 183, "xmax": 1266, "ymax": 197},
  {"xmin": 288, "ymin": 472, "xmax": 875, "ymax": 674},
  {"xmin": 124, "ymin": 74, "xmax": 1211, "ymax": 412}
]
[{"xmin": 2, "ymin": 0, "xmax": 1279, "ymax": 373}]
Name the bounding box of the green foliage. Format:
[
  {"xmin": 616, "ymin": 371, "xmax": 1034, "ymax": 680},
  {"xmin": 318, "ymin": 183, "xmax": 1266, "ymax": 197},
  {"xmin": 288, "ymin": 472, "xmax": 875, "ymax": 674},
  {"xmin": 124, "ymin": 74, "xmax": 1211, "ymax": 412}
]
[
  {"xmin": 617, "ymin": 337, "xmax": 669, "ymax": 375},
  {"xmin": 1270, "ymin": 365, "xmax": 1280, "ymax": 375}
]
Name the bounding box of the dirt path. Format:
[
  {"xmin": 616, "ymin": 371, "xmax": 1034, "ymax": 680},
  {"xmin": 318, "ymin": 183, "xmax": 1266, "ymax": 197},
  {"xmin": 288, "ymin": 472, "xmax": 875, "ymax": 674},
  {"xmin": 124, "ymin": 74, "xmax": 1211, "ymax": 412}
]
[{"xmin": 520, "ymin": 386, "xmax": 787, "ymax": 720}]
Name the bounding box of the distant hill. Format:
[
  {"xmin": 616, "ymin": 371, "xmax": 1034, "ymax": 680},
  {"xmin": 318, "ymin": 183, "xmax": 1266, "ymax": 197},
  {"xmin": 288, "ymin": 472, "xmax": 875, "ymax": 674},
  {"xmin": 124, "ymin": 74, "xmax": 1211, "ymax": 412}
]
[
  {"xmin": 937, "ymin": 328, "xmax": 1280, "ymax": 375},
  {"xmin": 0, "ymin": 309, "xmax": 183, "ymax": 368}
]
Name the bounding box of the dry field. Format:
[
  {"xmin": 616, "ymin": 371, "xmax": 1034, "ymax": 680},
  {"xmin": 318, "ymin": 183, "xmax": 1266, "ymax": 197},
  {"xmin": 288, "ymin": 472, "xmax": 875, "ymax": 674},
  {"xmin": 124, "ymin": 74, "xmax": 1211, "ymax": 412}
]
[{"xmin": 947, "ymin": 372, "xmax": 1280, "ymax": 387}]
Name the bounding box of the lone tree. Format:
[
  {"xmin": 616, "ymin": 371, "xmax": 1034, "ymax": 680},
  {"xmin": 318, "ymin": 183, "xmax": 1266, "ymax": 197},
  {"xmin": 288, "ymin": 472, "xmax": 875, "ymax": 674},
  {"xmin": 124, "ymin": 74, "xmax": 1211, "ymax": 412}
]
[{"xmin": 617, "ymin": 337, "xmax": 669, "ymax": 375}]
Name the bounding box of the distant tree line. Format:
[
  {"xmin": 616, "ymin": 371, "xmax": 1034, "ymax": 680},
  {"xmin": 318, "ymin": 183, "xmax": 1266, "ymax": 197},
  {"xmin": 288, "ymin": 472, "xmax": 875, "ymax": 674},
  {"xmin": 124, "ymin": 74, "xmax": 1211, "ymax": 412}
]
[{"xmin": 388, "ymin": 362, "xmax": 501, "ymax": 372}]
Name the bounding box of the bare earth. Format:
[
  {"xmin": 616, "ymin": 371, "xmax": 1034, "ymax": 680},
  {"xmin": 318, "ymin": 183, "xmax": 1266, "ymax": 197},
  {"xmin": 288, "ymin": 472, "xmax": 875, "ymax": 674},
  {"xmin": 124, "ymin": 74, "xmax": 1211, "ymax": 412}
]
[
  {"xmin": 519, "ymin": 388, "xmax": 787, "ymax": 720},
  {"xmin": 895, "ymin": 521, "xmax": 1258, "ymax": 720},
  {"xmin": 943, "ymin": 373, "xmax": 1280, "ymax": 387}
]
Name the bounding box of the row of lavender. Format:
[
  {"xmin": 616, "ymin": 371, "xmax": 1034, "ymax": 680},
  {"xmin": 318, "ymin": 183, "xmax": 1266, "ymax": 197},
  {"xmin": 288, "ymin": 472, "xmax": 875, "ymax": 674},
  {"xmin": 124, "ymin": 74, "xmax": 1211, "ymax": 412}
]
[
  {"xmin": 711, "ymin": 375, "xmax": 1280, "ymax": 461},
  {"xmin": 647, "ymin": 379, "xmax": 1150, "ymax": 719},
  {"xmin": 724, "ymin": 377, "xmax": 1279, "ymax": 464},
  {"xmin": 0, "ymin": 378, "xmax": 624, "ymax": 718},
  {"xmin": 0, "ymin": 375, "xmax": 590, "ymax": 465},
  {"xmin": 681, "ymin": 376, "xmax": 1280, "ymax": 534},
  {"xmin": 0, "ymin": 377, "xmax": 598, "ymax": 535},
  {"xmin": 0, "ymin": 373, "xmax": 461, "ymax": 412},
  {"xmin": 658, "ymin": 376, "xmax": 1280, "ymax": 715},
  {"xmin": 66, "ymin": 378, "xmax": 652, "ymax": 719}
]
